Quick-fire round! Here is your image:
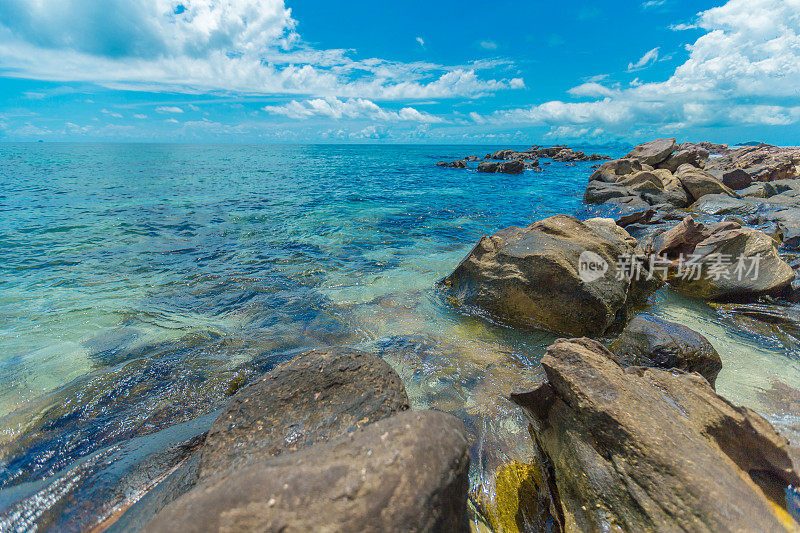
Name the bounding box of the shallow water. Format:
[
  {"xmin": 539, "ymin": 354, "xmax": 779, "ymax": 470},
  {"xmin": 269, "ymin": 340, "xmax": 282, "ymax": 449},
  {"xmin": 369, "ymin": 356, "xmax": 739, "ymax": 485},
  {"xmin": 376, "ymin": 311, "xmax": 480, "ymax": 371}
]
[{"xmin": 1, "ymin": 143, "xmax": 798, "ymax": 531}]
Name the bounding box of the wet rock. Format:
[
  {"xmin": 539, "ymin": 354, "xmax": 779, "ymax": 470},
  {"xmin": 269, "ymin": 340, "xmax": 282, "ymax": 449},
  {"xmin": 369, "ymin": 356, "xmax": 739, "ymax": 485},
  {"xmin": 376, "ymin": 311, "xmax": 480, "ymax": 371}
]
[
  {"xmin": 705, "ymin": 144, "xmax": 800, "ymax": 183},
  {"xmin": 583, "ymin": 180, "xmax": 633, "ymax": 204},
  {"xmin": 625, "ymin": 138, "xmax": 678, "ymax": 166},
  {"xmin": 435, "ymin": 161, "xmax": 448, "ymax": 167},
  {"xmin": 511, "ymin": 338, "xmax": 800, "ymax": 533},
  {"xmin": 591, "ymin": 196, "xmax": 654, "ymax": 227},
  {"xmin": 740, "ymin": 182, "xmax": 768, "ymax": 197},
  {"xmin": 449, "ymin": 160, "xmax": 467, "ymax": 169},
  {"xmin": 478, "ymin": 159, "xmax": 525, "ymax": 174},
  {"xmin": 199, "ymin": 348, "xmax": 409, "ymax": 479},
  {"xmin": 589, "ymin": 158, "xmax": 644, "ymax": 183},
  {"xmin": 764, "ymin": 179, "xmax": 800, "ymax": 198},
  {"xmin": 464, "ymin": 155, "xmax": 480, "ymax": 162},
  {"xmin": 657, "ymin": 144, "xmax": 710, "ymax": 173},
  {"xmin": 648, "ymin": 216, "xmax": 794, "ymax": 300},
  {"xmin": 440, "ymin": 215, "xmax": 661, "ymax": 337},
  {"xmin": 611, "ymin": 314, "xmax": 722, "ymax": 386},
  {"xmin": 722, "ymin": 168, "xmax": 752, "ymax": 190},
  {"xmin": 676, "ymin": 163, "xmax": 739, "ymax": 202},
  {"xmin": 146, "ymin": 410, "xmax": 470, "ymax": 533},
  {"xmin": 489, "ymin": 149, "xmax": 521, "ymax": 160},
  {"xmin": 690, "ymin": 194, "xmax": 759, "ymax": 216}
]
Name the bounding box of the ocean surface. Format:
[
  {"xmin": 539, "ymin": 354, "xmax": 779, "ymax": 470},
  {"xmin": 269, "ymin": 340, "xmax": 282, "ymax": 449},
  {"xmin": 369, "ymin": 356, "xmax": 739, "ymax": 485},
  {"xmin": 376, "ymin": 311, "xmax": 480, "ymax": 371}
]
[{"xmin": 1, "ymin": 143, "xmax": 799, "ymax": 531}]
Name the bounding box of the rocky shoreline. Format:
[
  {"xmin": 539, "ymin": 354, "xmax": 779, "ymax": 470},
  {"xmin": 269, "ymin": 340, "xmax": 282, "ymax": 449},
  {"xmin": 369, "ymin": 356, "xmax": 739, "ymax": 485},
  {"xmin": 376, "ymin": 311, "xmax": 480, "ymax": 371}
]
[{"xmin": 103, "ymin": 140, "xmax": 800, "ymax": 532}]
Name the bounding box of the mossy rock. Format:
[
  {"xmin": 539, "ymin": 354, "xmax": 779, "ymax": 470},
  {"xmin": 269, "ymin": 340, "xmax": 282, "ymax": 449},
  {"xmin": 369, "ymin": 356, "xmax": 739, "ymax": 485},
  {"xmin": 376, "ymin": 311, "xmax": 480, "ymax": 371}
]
[{"xmin": 477, "ymin": 461, "xmax": 551, "ymax": 533}]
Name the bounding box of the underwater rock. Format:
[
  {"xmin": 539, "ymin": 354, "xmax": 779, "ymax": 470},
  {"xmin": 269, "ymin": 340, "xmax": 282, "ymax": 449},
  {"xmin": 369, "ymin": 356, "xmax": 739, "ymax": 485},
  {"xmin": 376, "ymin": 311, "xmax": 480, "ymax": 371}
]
[
  {"xmin": 440, "ymin": 215, "xmax": 661, "ymax": 337},
  {"xmin": 199, "ymin": 347, "xmax": 409, "ymax": 479},
  {"xmin": 146, "ymin": 410, "xmax": 470, "ymax": 533},
  {"xmin": 611, "ymin": 314, "xmax": 722, "ymax": 387},
  {"xmin": 625, "ymin": 138, "xmax": 678, "ymax": 166},
  {"xmin": 476, "ymin": 461, "xmax": 554, "ymax": 533},
  {"xmin": 512, "ymin": 338, "xmax": 800, "ymax": 532}
]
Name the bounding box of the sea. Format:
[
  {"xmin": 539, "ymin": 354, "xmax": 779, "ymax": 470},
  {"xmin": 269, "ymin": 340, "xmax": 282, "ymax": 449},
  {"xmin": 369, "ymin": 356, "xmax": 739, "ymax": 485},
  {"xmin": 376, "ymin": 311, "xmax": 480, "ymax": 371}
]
[{"xmin": 1, "ymin": 143, "xmax": 799, "ymax": 531}]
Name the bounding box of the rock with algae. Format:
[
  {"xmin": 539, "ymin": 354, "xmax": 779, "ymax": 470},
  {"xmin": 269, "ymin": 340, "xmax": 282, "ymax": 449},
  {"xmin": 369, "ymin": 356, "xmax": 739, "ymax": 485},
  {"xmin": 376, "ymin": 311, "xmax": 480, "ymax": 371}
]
[{"xmin": 476, "ymin": 461, "xmax": 557, "ymax": 533}]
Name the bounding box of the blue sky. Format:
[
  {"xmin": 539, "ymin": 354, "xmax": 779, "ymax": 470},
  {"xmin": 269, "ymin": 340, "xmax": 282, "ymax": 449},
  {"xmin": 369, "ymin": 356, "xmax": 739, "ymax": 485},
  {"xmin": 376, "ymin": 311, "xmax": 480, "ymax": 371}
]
[{"xmin": 0, "ymin": 0, "xmax": 798, "ymax": 144}]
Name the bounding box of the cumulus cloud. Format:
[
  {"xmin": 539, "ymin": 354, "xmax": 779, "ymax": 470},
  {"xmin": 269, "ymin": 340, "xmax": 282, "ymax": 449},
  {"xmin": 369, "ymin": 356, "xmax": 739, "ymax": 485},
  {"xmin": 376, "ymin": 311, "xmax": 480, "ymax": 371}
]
[
  {"xmin": 492, "ymin": 0, "xmax": 800, "ymax": 137},
  {"xmin": 627, "ymin": 47, "xmax": 659, "ymax": 71},
  {"xmin": 262, "ymin": 97, "xmax": 444, "ymax": 123},
  {"xmin": 0, "ymin": 0, "xmax": 522, "ymax": 100}
]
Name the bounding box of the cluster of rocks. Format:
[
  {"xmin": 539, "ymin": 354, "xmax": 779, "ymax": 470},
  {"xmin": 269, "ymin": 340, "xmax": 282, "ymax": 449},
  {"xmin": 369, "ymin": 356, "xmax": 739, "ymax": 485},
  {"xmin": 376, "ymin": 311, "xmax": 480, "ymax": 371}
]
[
  {"xmin": 435, "ymin": 144, "xmax": 610, "ymax": 174},
  {"xmin": 109, "ymin": 349, "xmax": 471, "ymax": 532},
  {"xmin": 437, "ymin": 137, "xmax": 800, "ymax": 530}
]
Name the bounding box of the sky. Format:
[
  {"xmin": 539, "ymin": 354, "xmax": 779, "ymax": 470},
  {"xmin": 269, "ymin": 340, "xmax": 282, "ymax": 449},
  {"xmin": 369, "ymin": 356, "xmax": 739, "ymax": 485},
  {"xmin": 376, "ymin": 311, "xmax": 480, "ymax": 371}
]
[{"xmin": 0, "ymin": 0, "xmax": 798, "ymax": 144}]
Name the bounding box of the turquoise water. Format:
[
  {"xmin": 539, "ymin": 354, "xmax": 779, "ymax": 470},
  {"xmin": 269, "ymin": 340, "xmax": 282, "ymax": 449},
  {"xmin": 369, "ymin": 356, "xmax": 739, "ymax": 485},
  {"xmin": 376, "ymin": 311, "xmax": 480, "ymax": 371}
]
[{"xmin": 1, "ymin": 143, "xmax": 799, "ymax": 530}]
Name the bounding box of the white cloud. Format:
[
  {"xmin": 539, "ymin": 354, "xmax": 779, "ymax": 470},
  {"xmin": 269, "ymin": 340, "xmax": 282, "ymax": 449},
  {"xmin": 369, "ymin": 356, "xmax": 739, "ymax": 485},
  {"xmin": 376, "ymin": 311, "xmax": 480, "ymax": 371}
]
[
  {"xmin": 627, "ymin": 47, "xmax": 659, "ymax": 71},
  {"xmin": 101, "ymin": 108, "xmax": 123, "ymax": 118},
  {"xmin": 492, "ymin": 0, "xmax": 800, "ymax": 137},
  {"xmin": 262, "ymin": 96, "xmax": 444, "ymax": 123},
  {"xmin": 479, "ymin": 41, "xmax": 498, "ymax": 50},
  {"xmin": 416, "ymin": 37, "xmax": 424, "ymax": 47},
  {"xmin": 133, "ymin": 113, "xmax": 147, "ymax": 119},
  {"xmin": 0, "ymin": 0, "xmax": 522, "ymax": 100},
  {"xmin": 642, "ymin": 0, "xmax": 667, "ymax": 8},
  {"xmin": 156, "ymin": 106, "xmax": 184, "ymax": 113}
]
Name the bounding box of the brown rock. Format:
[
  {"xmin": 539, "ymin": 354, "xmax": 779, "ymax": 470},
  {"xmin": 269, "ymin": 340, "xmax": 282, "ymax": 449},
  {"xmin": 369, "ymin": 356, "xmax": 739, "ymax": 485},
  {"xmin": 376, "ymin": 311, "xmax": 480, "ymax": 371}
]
[{"xmin": 512, "ymin": 338, "xmax": 800, "ymax": 533}]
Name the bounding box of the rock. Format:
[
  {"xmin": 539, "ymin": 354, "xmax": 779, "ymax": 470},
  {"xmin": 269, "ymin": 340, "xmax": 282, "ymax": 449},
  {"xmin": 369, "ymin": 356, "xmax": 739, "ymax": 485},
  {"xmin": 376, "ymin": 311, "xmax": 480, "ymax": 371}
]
[
  {"xmin": 740, "ymin": 182, "xmax": 768, "ymax": 197},
  {"xmin": 523, "ymin": 158, "xmax": 539, "ymax": 169},
  {"xmin": 440, "ymin": 215, "xmax": 661, "ymax": 336},
  {"xmin": 511, "ymin": 338, "xmax": 800, "ymax": 533},
  {"xmin": 435, "ymin": 161, "xmax": 448, "ymax": 167},
  {"xmin": 765, "ymin": 179, "xmax": 800, "ymax": 198},
  {"xmin": 625, "ymin": 138, "xmax": 678, "ymax": 166},
  {"xmin": 616, "ymin": 169, "xmax": 690, "ymax": 207},
  {"xmin": 676, "ymin": 163, "xmax": 739, "ymax": 202},
  {"xmin": 690, "ymin": 194, "xmax": 759, "ymax": 216},
  {"xmin": 489, "ymin": 149, "xmax": 519, "ymax": 160},
  {"xmin": 146, "ymin": 410, "xmax": 470, "ymax": 533},
  {"xmin": 448, "ymin": 160, "xmax": 467, "ymax": 169},
  {"xmin": 705, "ymin": 144, "xmax": 800, "ymax": 183},
  {"xmin": 590, "ymin": 159, "xmax": 644, "ymax": 182},
  {"xmin": 695, "ymin": 141, "xmax": 729, "ymax": 154},
  {"xmin": 553, "ymin": 148, "xmax": 589, "ymax": 162},
  {"xmin": 658, "ymin": 144, "xmax": 710, "ymax": 173},
  {"xmin": 477, "ymin": 160, "xmax": 525, "ymax": 174},
  {"xmin": 199, "ymin": 348, "xmax": 409, "ymax": 479},
  {"xmin": 722, "ymin": 168, "xmax": 752, "ymax": 190},
  {"xmin": 589, "ymin": 153, "xmax": 612, "ymax": 161},
  {"xmin": 584, "ymin": 180, "xmax": 634, "ymax": 204},
  {"xmin": 589, "ymin": 196, "xmax": 654, "ymax": 227},
  {"xmin": 464, "ymin": 155, "xmax": 480, "ymax": 162},
  {"xmin": 611, "ymin": 314, "xmax": 722, "ymax": 386},
  {"xmin": 648, "ymin": 216, "xmax": 795, "ymax": 300}
]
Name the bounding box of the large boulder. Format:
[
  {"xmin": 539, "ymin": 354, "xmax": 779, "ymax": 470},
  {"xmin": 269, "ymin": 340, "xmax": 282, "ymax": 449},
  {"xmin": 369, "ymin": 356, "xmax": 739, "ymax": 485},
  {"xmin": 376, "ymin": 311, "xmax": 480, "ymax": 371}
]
[
  {"xmin": 611, "ymin": 314, "xmax": 722, "ymax": 386},
  {"xmin": 616, "ymin": 169, "xmax": 689, "ymax": 207},
  {"xmin": 147, "ymin": 410, "xmax": 470, "ymax": 533},
  {"xmin": 676, "ymin": 163, "xmax": 739, "ymax": 202},
  {"xmin": 625, "ymin": 138, "xmax": 678, "ymax": 166},
  {"xmin": 721, "ymin": 168, "xmax": 753, "ymax": 190},
  {"xmin": 589, "ymin": 158, "xmax": 644, "ymax": 183},
  {"xmin": 647, "ymin": 216, "xmax": 795, "ymax": 300},
  {"xmin": 657, "ymin": 144, "xmax": 710, "ymax": 173},
  {"xmin": 440, "ymin": 215, "xmax": 661, "ymax": 336},
  {"xmin": 512, "ymin": 338, "xmax": 800, "ymax": 533},
  {"xmin": 199, "ymin": 348, "xmax": 409, "ymax": 479}
]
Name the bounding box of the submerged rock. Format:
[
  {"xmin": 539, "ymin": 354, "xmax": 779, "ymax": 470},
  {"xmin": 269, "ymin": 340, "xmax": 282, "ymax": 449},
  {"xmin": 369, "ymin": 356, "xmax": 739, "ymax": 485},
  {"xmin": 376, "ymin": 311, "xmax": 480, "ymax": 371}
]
[
  {"xmin": 440, "ymin": 215, "xmax": 661, "ymax": 336},
  {"xmin": 199, "ymin": 348, "xmax": 409, "ymax": 479},
  {"xmin": 147, "ymin": 410, "xmax": 470, "ymax": 533},
  {"xmin": 512, "ymin": 338, "xmax": 800, "ymax": 532},
  {"xmin": 611, "ymin": 314, "xmax": 722, "ymax": 386}
]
